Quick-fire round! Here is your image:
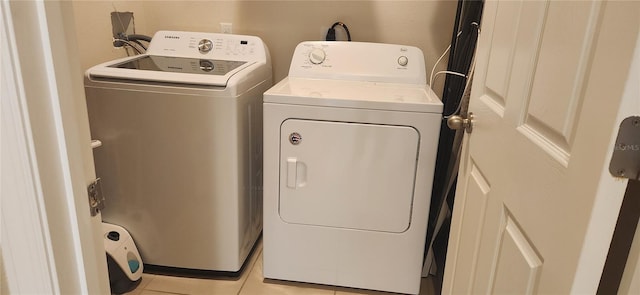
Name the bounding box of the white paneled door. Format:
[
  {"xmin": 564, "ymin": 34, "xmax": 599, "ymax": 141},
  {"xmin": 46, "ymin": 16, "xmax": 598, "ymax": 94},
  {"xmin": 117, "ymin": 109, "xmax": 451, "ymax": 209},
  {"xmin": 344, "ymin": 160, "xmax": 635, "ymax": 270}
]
[{"xmin": 443, "ymin": 1, "xmax": 639, "ymax": 294}]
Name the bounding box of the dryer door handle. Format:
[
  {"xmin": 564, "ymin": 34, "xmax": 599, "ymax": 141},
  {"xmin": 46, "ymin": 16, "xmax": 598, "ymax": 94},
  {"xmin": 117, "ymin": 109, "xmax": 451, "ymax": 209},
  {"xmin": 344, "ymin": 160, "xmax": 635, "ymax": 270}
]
[
  {"xmin": 286, "ymin": 157, "xmax": 307, "ymax": 189},
  {"xmin": 287, "ymin": 157, "xmax": 298, "ymax": 188}
]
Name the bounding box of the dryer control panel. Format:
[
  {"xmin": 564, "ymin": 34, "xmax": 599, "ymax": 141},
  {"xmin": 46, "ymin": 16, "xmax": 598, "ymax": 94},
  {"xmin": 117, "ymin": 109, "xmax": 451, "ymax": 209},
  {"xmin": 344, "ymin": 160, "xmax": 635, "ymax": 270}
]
[
  {"xmin": 147, "ymin": 31, "xmax": 267, "ymax": 62},
  {"xmin": 289, "ymin": 41, "xmax": 427, "ymax": 85}
]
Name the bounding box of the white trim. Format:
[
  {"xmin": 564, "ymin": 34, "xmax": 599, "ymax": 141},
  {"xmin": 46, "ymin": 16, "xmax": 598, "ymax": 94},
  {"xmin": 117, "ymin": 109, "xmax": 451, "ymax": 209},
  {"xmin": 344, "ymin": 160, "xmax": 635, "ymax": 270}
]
[
  {"xmin": 0, "ymin": 1, "xmax": 59, "ymax": 293},
  {"xmin": 1, "ymin": 1, "xmax": 109, "ymax": 294},
  {"xmin": 35, "ymin": 2, "xmax": 90, "ymax": 292},
  {"xmin": 570, "ymin": 21, "xmax": 640, "ymax": 295},
  {"xmin": 41, "ymin": 0, "xmax": 111, "ymax": 292}
]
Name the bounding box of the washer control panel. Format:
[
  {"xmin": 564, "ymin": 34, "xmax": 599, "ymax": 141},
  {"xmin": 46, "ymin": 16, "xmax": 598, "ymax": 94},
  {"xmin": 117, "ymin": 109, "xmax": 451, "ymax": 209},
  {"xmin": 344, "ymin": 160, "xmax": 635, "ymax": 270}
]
[
  {"xmin": 289, "ymin": 41, "xmax": 426, "ymax": 85},
  {"xmin": 147, "ymin": 31, "xmax": 267, "ymax": 62}
]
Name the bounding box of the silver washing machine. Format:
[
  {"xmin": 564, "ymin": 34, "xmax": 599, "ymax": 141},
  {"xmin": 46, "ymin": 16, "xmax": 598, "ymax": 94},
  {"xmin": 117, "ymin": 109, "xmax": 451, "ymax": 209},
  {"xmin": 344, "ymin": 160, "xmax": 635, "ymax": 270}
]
[{"xmin": 85, "ymin": 31, "xmax": 272, "ymax": 273}]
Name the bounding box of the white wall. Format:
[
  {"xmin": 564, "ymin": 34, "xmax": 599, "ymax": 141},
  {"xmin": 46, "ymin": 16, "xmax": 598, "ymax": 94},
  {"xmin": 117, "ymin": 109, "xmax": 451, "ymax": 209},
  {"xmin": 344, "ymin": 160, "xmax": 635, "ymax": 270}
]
[
  {"xmin": 72, "ymin": 0, "xmax": 149, "ymax": 72},
  {"xmin": 71, "ymin": 0, "xmax": 457, "ymax": 93}
]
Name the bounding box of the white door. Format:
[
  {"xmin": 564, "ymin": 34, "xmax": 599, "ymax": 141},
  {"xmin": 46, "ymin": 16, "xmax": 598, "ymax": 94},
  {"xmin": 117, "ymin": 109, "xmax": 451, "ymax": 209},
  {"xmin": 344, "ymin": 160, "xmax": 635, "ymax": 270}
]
[
  {"xmin": 279, "ymin": 119, "xmax": 419, "ymax": 232},
  {"xmin": 1, "ymin": 1, "xmax": 109, "ymax": 294},
  {"xmin": 443, "ymin": 0, "xmax": 639, "ymax": 294}
]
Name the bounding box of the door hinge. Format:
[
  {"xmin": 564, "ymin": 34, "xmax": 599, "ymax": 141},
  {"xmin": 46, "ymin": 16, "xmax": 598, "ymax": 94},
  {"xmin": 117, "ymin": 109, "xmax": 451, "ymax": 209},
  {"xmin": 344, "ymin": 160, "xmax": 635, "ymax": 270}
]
[
  {"xmin": 609, "ymin": 116, "xmax": 640, "ymax": 180},
  {"xmin": 87, "ymin": 178, "xmax": 105, "ymax": 216}
]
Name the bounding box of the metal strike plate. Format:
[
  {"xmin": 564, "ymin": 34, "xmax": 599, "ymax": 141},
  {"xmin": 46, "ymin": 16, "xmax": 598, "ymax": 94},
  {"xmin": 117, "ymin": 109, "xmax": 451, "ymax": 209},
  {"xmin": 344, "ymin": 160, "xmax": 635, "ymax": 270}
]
[
  {"xmin": 87, "ymin": 178, "xmax": 105, "ymax": 216},
  {"xmin": 609, "ymin": 116, "xmax": 640, "ymax": 180}
]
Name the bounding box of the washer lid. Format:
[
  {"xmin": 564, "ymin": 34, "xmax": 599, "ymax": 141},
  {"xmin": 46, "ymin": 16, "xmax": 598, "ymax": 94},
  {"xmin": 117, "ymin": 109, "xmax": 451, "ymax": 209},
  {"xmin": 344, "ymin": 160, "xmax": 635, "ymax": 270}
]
[
  {"xmin": 88, "ymin": 54, "xmax": 253, "ymax": 86},
  {"xmin": 264, "ymin": 77, "xmax": 443, "ymax": 113},
  {"xmin": 86, "ymin": 31, "xmax": 268, "ymax": 87}
]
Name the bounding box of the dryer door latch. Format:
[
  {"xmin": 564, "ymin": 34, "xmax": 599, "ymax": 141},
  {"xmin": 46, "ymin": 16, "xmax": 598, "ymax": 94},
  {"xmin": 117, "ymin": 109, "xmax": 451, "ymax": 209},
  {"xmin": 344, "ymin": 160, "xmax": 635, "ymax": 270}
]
[{"xmin": 87, "ymin": 178, "xmax": 106, "ymax": 216}]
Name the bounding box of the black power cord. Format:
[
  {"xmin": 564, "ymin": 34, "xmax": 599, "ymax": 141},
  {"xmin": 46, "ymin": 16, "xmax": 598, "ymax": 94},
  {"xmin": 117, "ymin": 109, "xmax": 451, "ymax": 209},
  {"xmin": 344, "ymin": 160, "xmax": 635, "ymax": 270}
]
[{"xmin": 325, "ymin": 22, "xmax": 351, "ymax": 41}]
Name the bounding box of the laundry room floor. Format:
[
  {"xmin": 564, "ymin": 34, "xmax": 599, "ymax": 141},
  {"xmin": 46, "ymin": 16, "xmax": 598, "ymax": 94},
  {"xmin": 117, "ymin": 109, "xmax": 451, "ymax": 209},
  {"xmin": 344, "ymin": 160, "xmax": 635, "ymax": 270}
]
[{"xmin": 123, "ymin": 238, "xmax": 437, "ymax": 295}]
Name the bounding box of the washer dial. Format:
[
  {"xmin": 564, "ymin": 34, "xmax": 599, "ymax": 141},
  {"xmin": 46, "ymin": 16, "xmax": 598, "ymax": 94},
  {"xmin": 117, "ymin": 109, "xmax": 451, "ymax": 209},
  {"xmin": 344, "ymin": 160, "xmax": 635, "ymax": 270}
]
[{"xmin": 198, "ymin": 39, "xmax": 213, "ymax": 54}]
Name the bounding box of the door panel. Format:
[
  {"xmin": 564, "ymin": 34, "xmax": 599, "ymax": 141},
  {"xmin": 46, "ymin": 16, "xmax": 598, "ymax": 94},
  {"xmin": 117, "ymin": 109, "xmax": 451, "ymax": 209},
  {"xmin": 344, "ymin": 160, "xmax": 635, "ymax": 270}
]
[
  {"xmin": 444, "ymin": 0, "xmax": 639, "ymax": 294},
  {"xmin": 484, "ymin": 0, "xmax": 521, "ymax": 109},
  {"xmin": 279, "ymin": 119, "xmax": 419, "ymax": 233},
  {"xmin": 448, "ymin": 163, "xmax": 491, "ymax": 295},
  {"xmin": 490, "ymin": 211, "xmax": 543, "ymax": 295},
  {"xmin": 520, "ymin": 1, "xmax": 602, "ymax": 165}
]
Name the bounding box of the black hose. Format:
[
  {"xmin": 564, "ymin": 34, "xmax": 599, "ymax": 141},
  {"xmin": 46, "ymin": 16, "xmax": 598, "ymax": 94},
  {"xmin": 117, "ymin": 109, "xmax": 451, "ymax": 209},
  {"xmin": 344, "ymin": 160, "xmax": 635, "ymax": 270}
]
[
  {"xmin": 131, "ymin": 39, "xmax": 147, "ymax": 50},
  {"xmin": 127, "ymin": 34, "xmax": 152, "ymax": 43}
]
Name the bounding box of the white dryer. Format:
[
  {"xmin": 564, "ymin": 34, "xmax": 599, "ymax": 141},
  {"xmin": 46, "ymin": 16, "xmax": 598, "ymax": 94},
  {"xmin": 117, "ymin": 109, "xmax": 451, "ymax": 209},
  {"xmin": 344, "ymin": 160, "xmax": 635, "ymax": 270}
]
[
  {"xmin": 85, "ymin": 31, "xmax": 272, "ymax": 273},
  {"xmin": 263, "ymin": 41, "xmax": 442, "ymax": 294}
]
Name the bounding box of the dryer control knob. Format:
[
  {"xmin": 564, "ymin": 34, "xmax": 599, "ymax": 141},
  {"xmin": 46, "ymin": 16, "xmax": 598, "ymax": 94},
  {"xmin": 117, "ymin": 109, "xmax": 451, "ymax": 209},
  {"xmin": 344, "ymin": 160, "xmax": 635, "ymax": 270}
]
[
  {"xmin": 198, "ymin": 39, "xmax": 213, "ymax": 54},
  {"xmin": 309, "ymin": 48, "xmax": 326, "ymax": 65},
  {"xmin": 398, "ymin": 56, "xmax": 409, "ymax": 67}
]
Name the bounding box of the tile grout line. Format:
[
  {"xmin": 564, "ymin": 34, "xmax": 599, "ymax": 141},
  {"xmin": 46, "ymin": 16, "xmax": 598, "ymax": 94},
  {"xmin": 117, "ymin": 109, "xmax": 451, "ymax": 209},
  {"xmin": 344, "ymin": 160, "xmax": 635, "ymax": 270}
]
[
  {"xmin": 140, "ymin": 274, "xmax": 156, "ymax": 293},
  {"xmin": 236, "ymin": 247, "xmax": 264, "ymax": 295},
  {"xmin": 145, "ymin": 290, "xmax": 189, "ymax": 295}
]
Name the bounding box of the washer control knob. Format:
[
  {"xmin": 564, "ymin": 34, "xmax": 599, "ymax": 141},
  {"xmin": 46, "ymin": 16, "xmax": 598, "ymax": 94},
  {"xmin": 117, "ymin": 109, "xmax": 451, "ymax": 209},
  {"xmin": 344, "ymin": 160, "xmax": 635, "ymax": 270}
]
[
  {"xmin": 198, "ymin": 39, "xmax": 213, "ymax": 54},
  {"xmin": 199, "ymin": 60, "xmax": 214, "ymax": 72},
  {"xmin": 398, "ymin": 56, "xmax": 409, "ymax": 66},
  {"xmin": 309, "ymin": 48, "xmax": 326, "ymax": 65}
]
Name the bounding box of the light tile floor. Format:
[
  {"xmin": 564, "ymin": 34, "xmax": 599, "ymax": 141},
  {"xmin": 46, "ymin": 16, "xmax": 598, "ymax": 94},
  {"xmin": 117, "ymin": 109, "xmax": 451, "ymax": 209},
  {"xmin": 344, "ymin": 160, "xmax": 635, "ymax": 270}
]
[{"xmin": 125, "ymin": 239, "xmax": 436, "ymax": 295}]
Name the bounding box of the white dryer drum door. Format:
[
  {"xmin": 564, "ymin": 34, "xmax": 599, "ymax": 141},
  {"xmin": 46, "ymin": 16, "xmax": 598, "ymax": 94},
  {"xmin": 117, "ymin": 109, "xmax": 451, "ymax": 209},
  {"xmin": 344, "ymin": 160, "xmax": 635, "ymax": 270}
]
[{"xmin": 279, "ymin": 119, "xmax": 420, "ymax": 233}]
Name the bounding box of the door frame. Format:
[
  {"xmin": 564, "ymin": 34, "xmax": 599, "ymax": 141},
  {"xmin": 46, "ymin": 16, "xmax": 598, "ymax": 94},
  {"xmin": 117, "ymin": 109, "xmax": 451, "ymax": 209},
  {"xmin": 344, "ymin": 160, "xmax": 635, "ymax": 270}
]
[
  {"xmin": 571, "ymin": 26, "xmax": 640, "ymax": 293},
  {"xmin": 1, "ymin": 1, "xmax": 109, "ymax": 294}
]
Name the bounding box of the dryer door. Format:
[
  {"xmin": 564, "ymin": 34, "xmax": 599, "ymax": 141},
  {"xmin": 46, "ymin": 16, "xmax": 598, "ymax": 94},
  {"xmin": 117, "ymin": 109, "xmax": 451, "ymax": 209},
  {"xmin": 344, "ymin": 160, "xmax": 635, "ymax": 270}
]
[{"xmin": 279, "ymin": 119, "xmax": 419, "ymax": 233}]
